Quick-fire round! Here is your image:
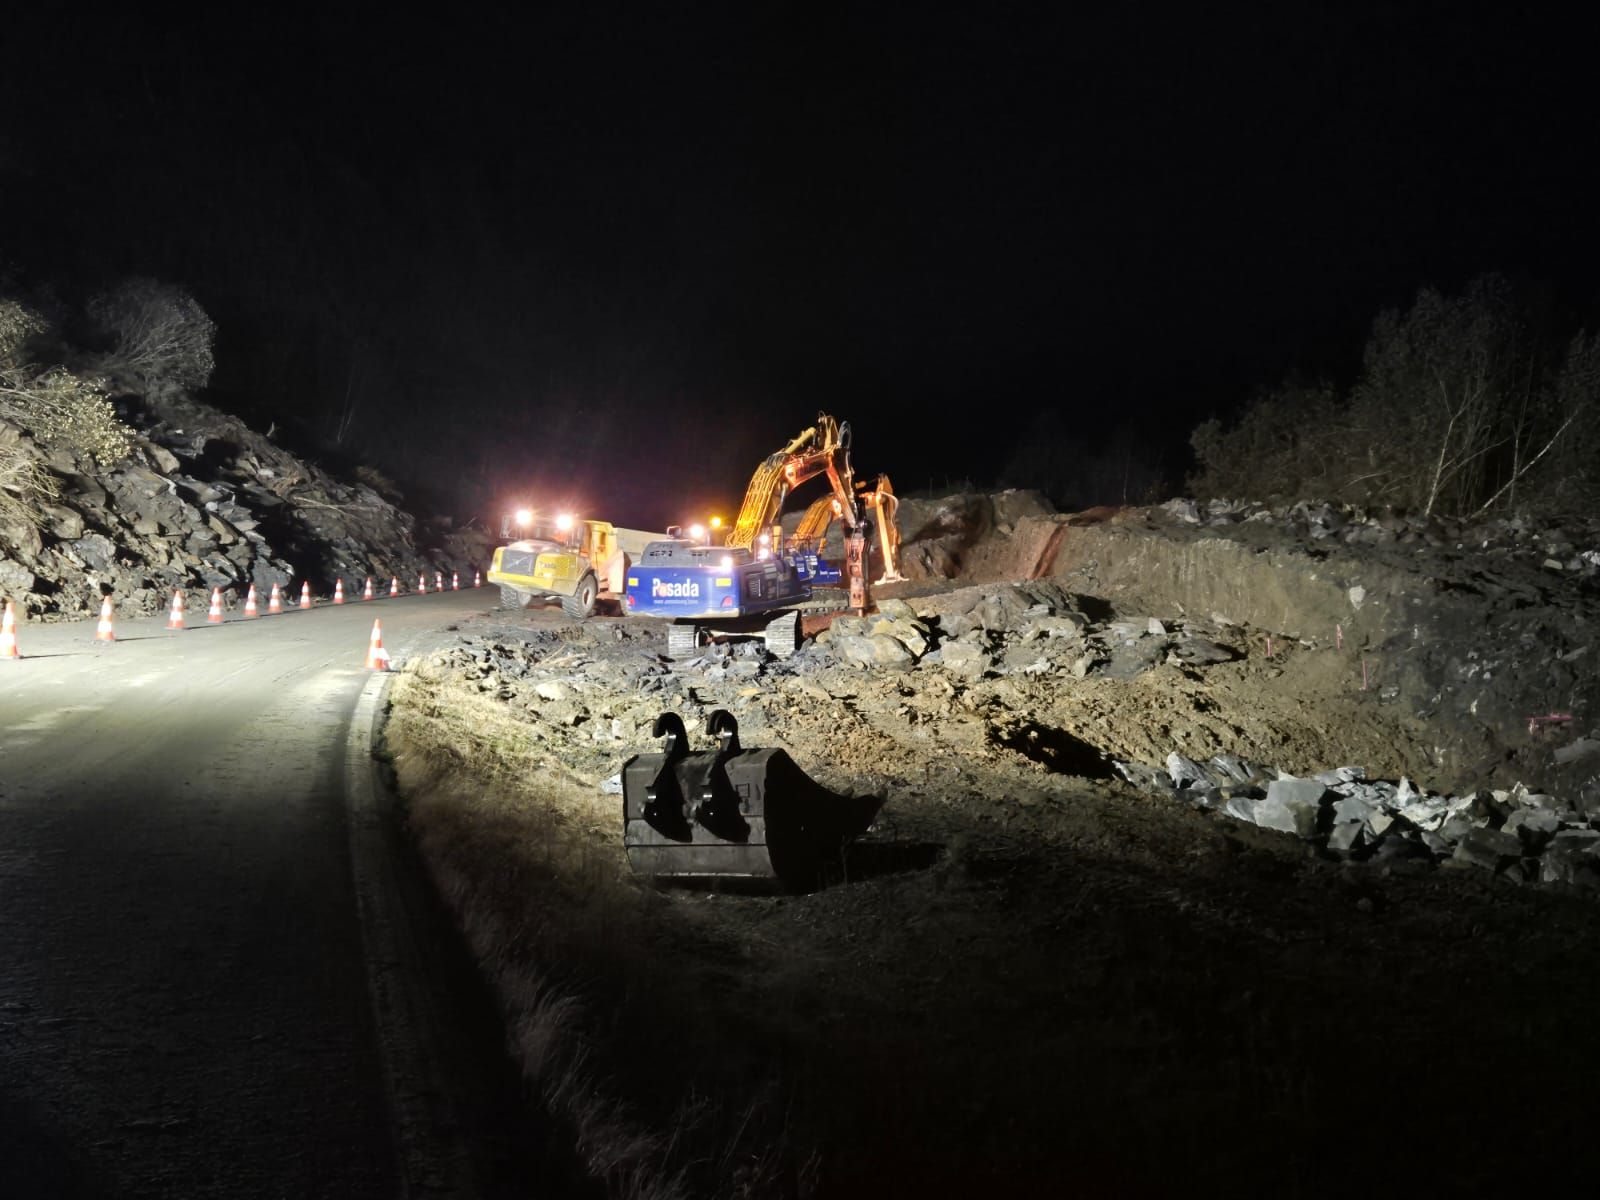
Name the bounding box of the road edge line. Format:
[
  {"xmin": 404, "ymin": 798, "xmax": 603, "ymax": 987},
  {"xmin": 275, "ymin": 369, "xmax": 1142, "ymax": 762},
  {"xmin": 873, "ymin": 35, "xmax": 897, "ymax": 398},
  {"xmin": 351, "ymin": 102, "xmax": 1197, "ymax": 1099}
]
[{"xmin": 344, "ymin": 669, "xmax": 478, "ymax": 1199}]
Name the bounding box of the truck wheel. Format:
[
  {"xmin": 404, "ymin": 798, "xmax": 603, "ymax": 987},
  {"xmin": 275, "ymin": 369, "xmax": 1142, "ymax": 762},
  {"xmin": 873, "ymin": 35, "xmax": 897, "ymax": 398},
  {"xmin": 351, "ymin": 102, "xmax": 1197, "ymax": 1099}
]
[
  {"xmin": 499, "ymin": 586, "xmax": 528, "ymax": 610},
  {"xmin": 561, "ymin": 573, "xmax": 598, "ymax": 620}
]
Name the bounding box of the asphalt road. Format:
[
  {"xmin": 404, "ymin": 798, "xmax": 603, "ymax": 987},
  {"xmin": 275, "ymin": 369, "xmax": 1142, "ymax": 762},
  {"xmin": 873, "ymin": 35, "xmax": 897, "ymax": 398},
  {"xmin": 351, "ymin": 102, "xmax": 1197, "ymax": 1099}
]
[{"xmin": 0, "ymin": 588, "xmax": 539, "ymax": 1198}]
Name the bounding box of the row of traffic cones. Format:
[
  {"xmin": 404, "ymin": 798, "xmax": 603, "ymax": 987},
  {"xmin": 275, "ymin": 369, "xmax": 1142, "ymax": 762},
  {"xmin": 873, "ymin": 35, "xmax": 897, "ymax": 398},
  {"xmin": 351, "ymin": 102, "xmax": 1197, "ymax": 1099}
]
[
  {"xmin": 4, "ymin": 569, "xmax": 484, "ymax": 664},
  {"xmin": 4, "ymin": 593, "xmax": 393, "ymax": 672}
]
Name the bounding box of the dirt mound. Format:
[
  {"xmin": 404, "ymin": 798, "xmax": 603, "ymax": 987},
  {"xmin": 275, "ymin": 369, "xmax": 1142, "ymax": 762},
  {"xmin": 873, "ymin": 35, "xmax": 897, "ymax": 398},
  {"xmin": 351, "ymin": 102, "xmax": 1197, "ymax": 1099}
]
[
  {"xmin": 883, "ymin": 494, "xmax": 1600, "ymax": 797},
  {"xmin": 890, "ymin": 487, "xmax": 1059, "ymax": 581}
]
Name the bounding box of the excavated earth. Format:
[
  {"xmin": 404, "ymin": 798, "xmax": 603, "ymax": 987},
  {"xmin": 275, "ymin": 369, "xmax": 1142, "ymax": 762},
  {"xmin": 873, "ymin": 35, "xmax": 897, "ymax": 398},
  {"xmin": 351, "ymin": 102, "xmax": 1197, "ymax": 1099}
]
[{"xmin": 386, "ymin": 494, "xmax": 1600, "ymax": 1199}]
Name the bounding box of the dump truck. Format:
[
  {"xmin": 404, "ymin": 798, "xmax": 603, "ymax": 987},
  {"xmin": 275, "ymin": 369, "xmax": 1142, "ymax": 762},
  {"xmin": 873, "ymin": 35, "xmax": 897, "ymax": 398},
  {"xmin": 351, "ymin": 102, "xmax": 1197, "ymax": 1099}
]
[{"xmin": 487, "ymin": 509, "xmax": 664, "ymax": 619}]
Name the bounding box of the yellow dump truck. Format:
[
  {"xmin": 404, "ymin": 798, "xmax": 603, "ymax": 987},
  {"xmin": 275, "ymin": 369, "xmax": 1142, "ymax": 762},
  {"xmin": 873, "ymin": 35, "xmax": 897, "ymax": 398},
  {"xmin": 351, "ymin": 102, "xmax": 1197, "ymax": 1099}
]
[{"xmin": 487, "ymin": 511, "xmax": 664, "ymax": 619}]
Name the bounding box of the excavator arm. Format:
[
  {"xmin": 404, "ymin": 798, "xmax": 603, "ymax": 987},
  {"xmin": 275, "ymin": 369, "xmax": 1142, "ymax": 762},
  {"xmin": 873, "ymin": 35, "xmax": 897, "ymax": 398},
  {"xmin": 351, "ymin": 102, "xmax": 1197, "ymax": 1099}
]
[
  {"xmin": 727, "ymin": 426, "xmax": 820, "ymax": 551},
  {"xmin": 728, "ymin": 414, "xmax": 858, "ymax": 550},
  {"xmin": 792, "ymin": 494, "xmax": 839, "ymax": 545},
  {"xmin": 862, "ymin": 474, "xmax": 904, "ymax": 584},
  {"xmin": 791, "ymin": 474, "xmax": 904, "ymax": 585},
  {"xmin": 726, "ymin": 412, "xmax": 896, "ymax": 612}
]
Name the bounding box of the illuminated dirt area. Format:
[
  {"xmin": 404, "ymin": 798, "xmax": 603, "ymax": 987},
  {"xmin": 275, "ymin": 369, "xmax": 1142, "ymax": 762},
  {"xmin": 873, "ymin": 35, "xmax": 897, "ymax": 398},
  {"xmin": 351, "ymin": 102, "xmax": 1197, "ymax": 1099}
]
[{"xmin": 386, "ymin": 499, "xmax": 1600, "ymax": 1198}]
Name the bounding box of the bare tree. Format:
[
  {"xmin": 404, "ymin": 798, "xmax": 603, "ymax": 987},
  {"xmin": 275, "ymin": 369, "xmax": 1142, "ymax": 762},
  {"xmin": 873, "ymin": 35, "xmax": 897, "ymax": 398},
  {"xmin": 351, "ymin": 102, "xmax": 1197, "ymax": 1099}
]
[
  {"xmin": 87, "ymin": 277, "xmax": 217, "ymax": 389},
  {"xmin": 1193, "ymin": 276, "xmax": 1593, "ymax": 518}
]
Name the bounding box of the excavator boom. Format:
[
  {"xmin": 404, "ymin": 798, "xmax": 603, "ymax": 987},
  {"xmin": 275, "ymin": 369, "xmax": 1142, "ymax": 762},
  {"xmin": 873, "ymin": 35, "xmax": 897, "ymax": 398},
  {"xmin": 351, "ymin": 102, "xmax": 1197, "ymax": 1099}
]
[{"xmin": 721, "ymin": 411, "xmax": 899, "ymax": 612}]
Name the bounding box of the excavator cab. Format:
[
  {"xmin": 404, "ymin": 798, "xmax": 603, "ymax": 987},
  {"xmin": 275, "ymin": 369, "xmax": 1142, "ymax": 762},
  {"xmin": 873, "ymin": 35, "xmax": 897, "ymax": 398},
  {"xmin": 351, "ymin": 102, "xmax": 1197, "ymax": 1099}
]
[{"xmin": 621, "ymin": 711, "xmax": 880, "ymax": 889}]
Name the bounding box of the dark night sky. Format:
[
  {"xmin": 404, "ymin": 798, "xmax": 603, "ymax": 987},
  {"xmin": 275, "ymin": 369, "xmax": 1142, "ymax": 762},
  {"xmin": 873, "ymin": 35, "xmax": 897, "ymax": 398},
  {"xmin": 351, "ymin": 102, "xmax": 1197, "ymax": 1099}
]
[{"xmin": 2, "ymin": 6, "xmax": 1597, "ymax": 527}]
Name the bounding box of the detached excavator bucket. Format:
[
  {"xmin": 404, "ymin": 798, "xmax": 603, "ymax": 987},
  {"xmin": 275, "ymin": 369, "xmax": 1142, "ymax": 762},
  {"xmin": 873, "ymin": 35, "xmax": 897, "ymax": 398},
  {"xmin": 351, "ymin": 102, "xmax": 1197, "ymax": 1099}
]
[{"xmin": 622, "ymin": 710, "xmax": 878, "ymax": 889}]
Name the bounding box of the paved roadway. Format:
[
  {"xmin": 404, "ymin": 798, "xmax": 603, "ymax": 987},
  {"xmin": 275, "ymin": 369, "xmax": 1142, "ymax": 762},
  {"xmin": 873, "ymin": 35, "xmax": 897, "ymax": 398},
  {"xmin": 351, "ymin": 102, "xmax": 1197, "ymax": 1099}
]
[{"xmin": 0, "ymin": 588, "xmax": 541, "ymax": 1198}]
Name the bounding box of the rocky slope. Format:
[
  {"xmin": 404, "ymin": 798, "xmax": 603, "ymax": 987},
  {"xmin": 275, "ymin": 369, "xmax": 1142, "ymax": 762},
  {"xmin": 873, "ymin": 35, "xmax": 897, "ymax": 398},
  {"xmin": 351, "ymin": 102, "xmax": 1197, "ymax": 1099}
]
[{"xmin": 0, "ymin": 384, "xmax": 490, "ymax": 619}]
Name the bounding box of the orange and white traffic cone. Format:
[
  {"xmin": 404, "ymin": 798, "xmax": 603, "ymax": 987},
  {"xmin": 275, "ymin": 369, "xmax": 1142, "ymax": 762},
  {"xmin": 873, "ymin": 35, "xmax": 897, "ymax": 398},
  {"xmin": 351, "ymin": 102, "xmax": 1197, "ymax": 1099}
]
[
  {"xmin": 95, "ymin": 595, "xmax": 116, "ymax": 642},
  {"xmin": 166, "ymin": 589, "xmax": 186, "ymax": 630},
  {"xmin": 434, "ymin": 571, "xmax": 444, "ymax": 592},
  {"xmin": 207, "ymin": 587, "xmax": 225, "ymax": 623},
  {"xmin": 299, "ymin": 581, "xmax": 312, "ymax": 610},
  {"xmin": 451, "ymin": 572, "xmax": 459, "ymax": 590},
  {"xmin": 363, "ymin": 577, "xmax": 374, "ymax": 601},
  {"xmin": 389, "ymin": 576, "xmax": 400, "ymax": 598},
  {"xmin": 268, "ymin": 582, "xmax": 283, "ymax": 614},
  {"xmin": 417, "ymin": 573, "xmax": 427, "ymax": 595},
  {"xmin": 1, "ymin": 599, "xmax": 20, "ymax": 659},
  {"xmin": 473, "ymin": 570, "xmax": 481, "ymax": 588},
  {"xmin": 334, "ymin": 579, "xmax": 346, "ymax": 605},
  {"xmin": 244, "ymin": 584, "xmax": 260, "ymax": 618},
  {"xmin": 364, "ymin": 619, "xmax": 391, "ymax": 671}
]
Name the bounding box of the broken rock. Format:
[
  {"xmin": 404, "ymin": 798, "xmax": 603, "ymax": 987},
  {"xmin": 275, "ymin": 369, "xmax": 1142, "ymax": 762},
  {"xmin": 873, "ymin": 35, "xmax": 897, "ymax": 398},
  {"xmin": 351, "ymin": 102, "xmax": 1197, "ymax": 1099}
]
[
  {"xmin": 1254, "ymin": 778, "xmax": 1329, "ymax": 837},
  {"xmin": 1449, "ymin": 828, "xmax": 1523, "ymax": 872}
]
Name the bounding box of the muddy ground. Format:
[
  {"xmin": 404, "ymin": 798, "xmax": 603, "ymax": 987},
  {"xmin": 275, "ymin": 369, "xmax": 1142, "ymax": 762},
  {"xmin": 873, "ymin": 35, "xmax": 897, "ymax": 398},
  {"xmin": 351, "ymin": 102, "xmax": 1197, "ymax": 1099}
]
[{"xmin": 386, "ymin": 501, "xmax": 1600, "ymax": 1198}]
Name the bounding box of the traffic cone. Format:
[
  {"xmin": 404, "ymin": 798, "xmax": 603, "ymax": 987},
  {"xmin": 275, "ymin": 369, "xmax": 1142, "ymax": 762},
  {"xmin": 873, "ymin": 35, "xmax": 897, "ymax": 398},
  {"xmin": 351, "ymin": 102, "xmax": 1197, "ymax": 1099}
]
[
  {"xmin": 299, "ymin": 581, "xmax": 312, "ymax": 610},
  {"xmin": 166, "ymin": 590, "xmax": 186, "ymax": 630},
  {"xmin": 473, "ymin": 570, "xmax": 481, "ymax": 588},
  {"xmin": 451, "ymin": 572, "xmax": 460, "ymax": 590},
  {"xmin": 1, "ymin": 600, "xmax": 20, "ymax": 659},
  {"xmin": 389, "ymin": 576, "xmax": 400, "ymax": 598},
  {"xmin": 434, "ymin": 571, "xmax": 444, "ymax": 592},
  {"xmin": 334, "ymin": 579, "xmax": 346, "ymax": 605},
  {"xmin": 364, "ymin": 619, "xmax": 391, "ymax": 671},
  {"xmin": 363, "ymin": 577, "xmax": 374, "ymax": 601},
  {"xmin": 95, "ymin": 595, "xmax": 116, "ymax": 642},
  {"xmin": 268, "ymin": 582, "xmax": 283, "ymax": 615},
  {"xmin": 207, "ymin": 587, "xmax": 225, "ymax": 624},
  {"xmin": 244, "ymin": 584, "xmax": 260, "ymax": 618},
  {"xmin": 417, "ymin": 573, "xmax": 427, "ymax": 595}
]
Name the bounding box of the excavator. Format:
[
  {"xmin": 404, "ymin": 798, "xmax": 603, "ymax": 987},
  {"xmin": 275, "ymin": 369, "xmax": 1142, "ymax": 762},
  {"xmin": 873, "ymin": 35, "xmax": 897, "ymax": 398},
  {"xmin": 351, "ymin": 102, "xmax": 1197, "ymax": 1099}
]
[
  {"xmin": 624, "ymin": 412, "xmax": 899, "ymax": 654},
  {"xmin": 723, "ymin": 412, "xmax": 902, "ymax": 600}
]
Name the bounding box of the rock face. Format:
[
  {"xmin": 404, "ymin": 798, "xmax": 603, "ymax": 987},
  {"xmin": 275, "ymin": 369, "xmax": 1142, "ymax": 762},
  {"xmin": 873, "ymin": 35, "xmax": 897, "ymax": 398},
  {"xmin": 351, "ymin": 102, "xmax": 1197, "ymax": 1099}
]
[{"xmin": 0, "ymin": 389, "xmax": 490, "ymax": 619}]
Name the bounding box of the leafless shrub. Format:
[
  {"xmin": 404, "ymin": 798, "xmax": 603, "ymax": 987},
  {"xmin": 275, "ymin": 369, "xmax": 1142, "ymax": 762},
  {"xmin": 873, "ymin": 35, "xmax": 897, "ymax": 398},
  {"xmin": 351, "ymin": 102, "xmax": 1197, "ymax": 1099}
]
[
  {"xmin": 354, "ymin": 463, "xmax": 403, "ymax": 502},
  {"xmin": 87, "ymin": 277, "xmax": 216, "ymax": 389},
  {"xmin": 0, "ymin": 297, "xmax": 46, "ymax": 370},
  {"xmin": 0, "ymin": 422, "xmax": 59, "ymax": 531},
  {"xmin": 1192, "ymin": 276, "xmax": 1595, "ymax": 518}
]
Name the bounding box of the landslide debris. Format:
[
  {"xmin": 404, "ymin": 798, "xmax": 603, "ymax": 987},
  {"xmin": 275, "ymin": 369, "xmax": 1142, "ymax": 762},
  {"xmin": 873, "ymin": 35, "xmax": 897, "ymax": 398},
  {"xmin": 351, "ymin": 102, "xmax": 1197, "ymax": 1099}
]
[{"xmin": 0, "ymin": 384, "xmax": 488, "ymax": 619}]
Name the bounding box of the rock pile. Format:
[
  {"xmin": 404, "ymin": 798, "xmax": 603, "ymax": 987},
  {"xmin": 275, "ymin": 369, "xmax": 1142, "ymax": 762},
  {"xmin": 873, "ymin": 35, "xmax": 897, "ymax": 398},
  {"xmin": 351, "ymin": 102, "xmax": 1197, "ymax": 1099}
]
[
  {"xmin": 1115, "ymin": 752, "xmax": 1600, "ymax": 887},
  {"xmin": 0, "ymin": 388, "xmax": 490, "ymax": 618},
  {"xmin": 1159, "ymin": 496, "xmax": 1600, "ymax": 576},
  {"xmin": 812, "ymin": 583, "xmax": 1235, "ymax": 684}
]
